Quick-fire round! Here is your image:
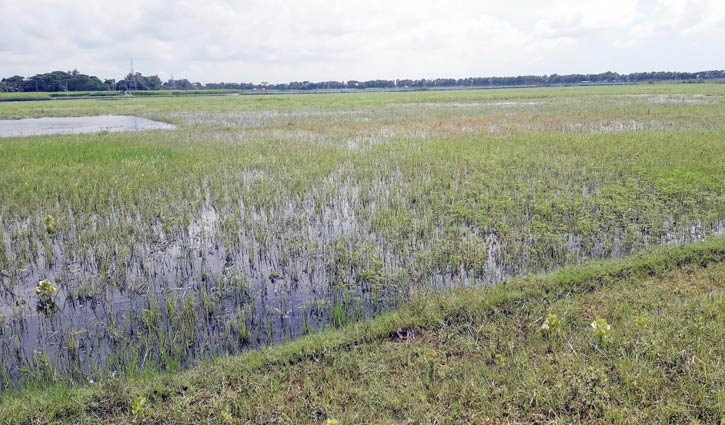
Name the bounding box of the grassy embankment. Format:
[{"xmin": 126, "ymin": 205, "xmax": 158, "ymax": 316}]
[{"xmin": 0, "ymin": 238, "xmax": 723, "ymax": 424}]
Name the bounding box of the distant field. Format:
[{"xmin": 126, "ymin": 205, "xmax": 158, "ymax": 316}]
[
  {"xmin": 0, "ymin": 92, "xmax": 53, "ymax": 100},
  {"xmin": 0, "ymin": 83, "xmax": 723, "ymax": 396},
  {"xmin": 0, "ymin": 89, "xmax": 246, "ymax": 102},
  {"xmin": 0, "ymin": 80, "xmax": 722, "ymax": 106}
]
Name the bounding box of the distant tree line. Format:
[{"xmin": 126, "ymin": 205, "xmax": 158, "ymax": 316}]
[
  {"xmin": 0, "ymin": 71, "xmax": 162, "ymax": 92},
  {"xmin": 0, "ymin": 70, "xmax": 111, "ymax": 92},
  {"xmin": 2, "ymin": 69, "xmax": 725, "ymax": 93}
]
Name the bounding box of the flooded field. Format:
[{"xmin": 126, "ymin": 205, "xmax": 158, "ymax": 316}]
[
  {"xmin": 0, "ymin": 85, "xmax": 723, "ymax": 388},
  {"xmin": 0, "ymin": 115, "xmax": 175, "ymax": 138}
]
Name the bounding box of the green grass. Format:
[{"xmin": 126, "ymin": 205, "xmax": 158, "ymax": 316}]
[
  {"xmin": 0, "ymin": 83, "xmax": 723, "ymax": 409},
  {"xmin": 0, "ymin": 92, "xmax": 52, "ymax": 101},
  {"xmin": 0, "ymin": 238, "xmax": 722, "ymax": 423},
  {"xmin": 0, "ymin": 90, "xmax": 246, "ymax": 102},
  {"xmin": 1, "ymin": 82, "xmax": 724, "ymax": 118}
]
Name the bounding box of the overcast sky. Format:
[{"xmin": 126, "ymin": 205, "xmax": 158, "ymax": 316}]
[{"xmin": 1, "ymin": 0, "xmax": 724, "ymax": 83}]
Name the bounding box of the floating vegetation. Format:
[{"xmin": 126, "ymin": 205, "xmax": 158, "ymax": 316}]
[{"xmin": 0, "ymin": 84, "xmax": 723, "ymax": 387}]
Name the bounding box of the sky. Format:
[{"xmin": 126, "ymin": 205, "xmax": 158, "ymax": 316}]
[{"xmin": 1, "ymin": 0, "xmax": 724, "ymax": 84}]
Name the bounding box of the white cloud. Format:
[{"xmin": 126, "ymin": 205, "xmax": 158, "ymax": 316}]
[{"xmin": 1, "ymin": 0, "xmax": 723, "ymax": 82}]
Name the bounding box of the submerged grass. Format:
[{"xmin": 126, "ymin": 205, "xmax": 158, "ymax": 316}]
[{"xmin": 0, "ymin": 237, "xmax": 723, "ymax": 423}]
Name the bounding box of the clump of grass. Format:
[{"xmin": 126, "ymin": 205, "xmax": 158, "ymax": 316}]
[{"xmin": 44, "ymin": 215, "xmax": 57, "ymax": 235}]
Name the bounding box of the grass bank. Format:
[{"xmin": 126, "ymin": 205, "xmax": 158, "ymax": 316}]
[{"xmin": 1, "ymin": 237, "xmax": 723, "ymax": 424}]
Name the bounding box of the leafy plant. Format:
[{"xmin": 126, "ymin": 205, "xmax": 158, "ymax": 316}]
[
  {"xmin": 591, "ymin": 317, "xmax": 611, "ymax": 343},
  {"xmin": 131, "ymin": 396, "xmax": 146, "ymax": 417},
  {"xmin": 540, "ymin": 313, "xmax": 562, "ymax": 335},
  {"xmin": 35, "ymin": 279, "xmax": 57, "ymax": 305}
]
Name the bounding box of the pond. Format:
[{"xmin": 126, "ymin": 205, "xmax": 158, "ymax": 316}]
[{"xmin": 0, "ymin": 115, "xmax": 175, "ymax": 138}]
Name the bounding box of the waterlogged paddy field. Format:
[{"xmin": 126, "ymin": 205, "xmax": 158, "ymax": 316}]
[{"xmin": 0, "ymin": 84, "xmax": 723, "ymax": 387}]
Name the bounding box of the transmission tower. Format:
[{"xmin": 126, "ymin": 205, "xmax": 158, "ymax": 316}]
[{"xmin": 129, "ymin": 60, "xmax": 137, "ymax": 91}]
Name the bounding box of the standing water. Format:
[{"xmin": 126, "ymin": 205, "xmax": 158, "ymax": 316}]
[{"xmin": 0, "ymin": 115, "xmax": 175, "ymax": 138}]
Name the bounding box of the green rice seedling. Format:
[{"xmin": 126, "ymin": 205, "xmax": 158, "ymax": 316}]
[{"xmin": 330, "ymin": 302, "xmax": 344, "ymax": 328}]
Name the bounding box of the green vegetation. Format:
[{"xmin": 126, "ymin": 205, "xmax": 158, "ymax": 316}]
[
  {"xmin": 3, "ymin": 68, "xmax": 725, "ymax": 93},
  {"xmin": 0, "ymin": 90, "xmax": 245, "ymax": 102},
  {"xmin": 0, "ymin": 84, "xmax": 723, "ymax": 419},
  {"xmin": 0, "ymin": 238, "xmax": 723, "ymax": 423}
]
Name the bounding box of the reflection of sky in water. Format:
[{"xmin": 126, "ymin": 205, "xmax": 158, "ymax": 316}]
[{"xmin": 0, "ymin": 115, "xmax": 175, "ymax": 138}]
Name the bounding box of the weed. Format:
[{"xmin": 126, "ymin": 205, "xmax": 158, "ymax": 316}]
[
  {"xmin": 34, "ymin": 279, "xmax": 57, "ymax": 308},
  {"xmin": 591, "ymin": 317, "xmax": 612, "ymax": 343}
]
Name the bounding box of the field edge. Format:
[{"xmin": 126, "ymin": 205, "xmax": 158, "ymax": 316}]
[{"xmin": 0, "ymin": 235, "xmax": 723, "ymax": 423}]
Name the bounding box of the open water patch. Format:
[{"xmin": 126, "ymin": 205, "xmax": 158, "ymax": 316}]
[{"xmin": 0, "ymin": 115, "xmax": 175, "ymax": 138}]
